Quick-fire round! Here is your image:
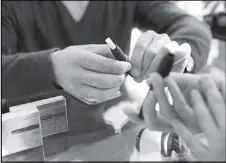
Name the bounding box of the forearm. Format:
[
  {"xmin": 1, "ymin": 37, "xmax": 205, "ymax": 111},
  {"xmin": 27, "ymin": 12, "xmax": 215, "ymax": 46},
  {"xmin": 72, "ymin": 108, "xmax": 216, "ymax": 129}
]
[
  {"xmin": 2, "ymin": 48, "xmax": 59, "ymax": 99},
  {"xmin": 134, "ymin": 1, "xmax": 212, "ymax": 72}
]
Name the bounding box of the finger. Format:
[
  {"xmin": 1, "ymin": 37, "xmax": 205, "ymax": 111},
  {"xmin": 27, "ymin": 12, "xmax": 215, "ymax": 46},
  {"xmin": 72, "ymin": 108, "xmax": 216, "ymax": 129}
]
[
  {"xmin": 123, "ymin": 105, "xmax": 173, "ymax": 132},
  {"xmin": 171, "ymin": 43, "xmax": 191, "ymax": 73},
  {"xmin": 146, "ymin": 77, "xmax": 174, "ymax": 132},
  {"xmin": 191, "ymin": 89, "xmax": 219, "ymax": 140},
  {"xmin": 130, "ymin": 30, "xmax": 157, "ymax": 77},
  {"xmin": 169, "ymin": 73, "xmax": 203, "ymax": 106},
  {"xmin": 198, "ymin": 76, "xmax": 226, "ymax": 129},
  {"xmin": 142, "ymin": 83, "xmax": 173, "ymax": 132},
  {"xmin": 142, "ymin": 89, "xmax": 158, "ymax": 130},
  {"xmin": 149, "ymin": 73, "xmax": 176, "ymax": 120},
  {"xmin": 136, "ymin": 34, "xmax": 171, "ymax": 82},
  {"xmin": 153, "ymin": 114, "xmax": 174, "ymax": 132},
  {"xmin": 184, "ymin": 152, "xmax": 199, "ymax": 161},
  {"xmin": 146, "ymin": 41, "xmax": 180, "ymax": 77},
  {"xmin": 74, "ymin": 67, "xmax": 126, "ymax": 89},
  {"xmin": 164, "ymin": 77, "xmax": 194, "ymax": 125},
  {"xmin": 172, "ymin": 119, "xmax": 208, "ymax": 158},
  {"xmin": 72, "ymin": 83, "xmax": 120, "ymax": 102},
  {"xmin": 123, "ymin": 107, "xmax": 144, "ymax": 125},
  {"xmin": 209, "ymin": 75, "xmax": 226, "ymax": 102},
  {"xmin": 195, "ymin": 133, "xmax": 209, "ymax": 147},
  {"xmin": 81, "ymin": 44, "xmax": 116, "ymax": 59},
  {"xmin": 169, "ymin": 72, "xmax": 200, "ymax": 90},
  {"xmin": 76, "ymin": 49, "xmax": 131, "ymax": 75}
]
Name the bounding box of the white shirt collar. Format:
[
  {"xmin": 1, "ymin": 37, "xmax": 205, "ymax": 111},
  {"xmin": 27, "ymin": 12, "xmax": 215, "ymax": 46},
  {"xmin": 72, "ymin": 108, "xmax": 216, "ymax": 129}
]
[{"xmin": 61, "ymin": 1, "xmax": 90, "ymax": 22}]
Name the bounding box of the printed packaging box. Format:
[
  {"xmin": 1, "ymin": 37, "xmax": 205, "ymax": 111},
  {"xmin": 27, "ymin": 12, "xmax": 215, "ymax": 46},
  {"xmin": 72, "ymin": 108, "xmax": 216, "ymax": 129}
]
[{"xmin": 2, "ymin": 96, "xmax": 69, "ymax": 161}]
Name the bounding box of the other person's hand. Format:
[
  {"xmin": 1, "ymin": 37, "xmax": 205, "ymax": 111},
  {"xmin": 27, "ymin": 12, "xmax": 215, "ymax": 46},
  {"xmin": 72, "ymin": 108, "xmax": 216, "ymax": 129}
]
[
  {"xmin": 130, "ymin": 30, "xmax": 191, "ymax": 83},
  {"xmin": 172, "ymin": 76, "xmax": 225, "ymax": 161},
  {"xmin": 123, "ymin": 73, "xmax": 225, "ymax": 133},
  {"xmin": 51, "ymin": 44, "xmax": 131, "ymax": 103},
  {"xmin": 162, "ymin": 73, "xmax": 225, "ymax": 133}
]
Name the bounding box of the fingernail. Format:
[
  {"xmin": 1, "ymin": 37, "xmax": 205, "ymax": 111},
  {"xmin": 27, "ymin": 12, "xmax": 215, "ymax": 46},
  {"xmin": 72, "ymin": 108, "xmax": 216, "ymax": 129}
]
[
  {"xmin": 148, "ymin": 73, "xmax": 159, "ymax": 84},
  {"xmin": 165, "ymin": 41, "xmax": 180, "ymax": 54},
  {"xmin": 122, "ymin": 107, "xmax": 130, "ymax": 115},
  {"xmin": 125, "ymin": 62, "xmax": 132, "ymax": 71},
  {"xmin": 135, "ymin": 76, "xmax": 143, "ymax": 83},
  {"xmin": 149, "ymin": 72, "xmax": 159, "ymax": 78},
  {"xmin": 179, "ymin": 43, "xmax": 191, "ymax": 55},
  {"xmin": 146, "ymin": 78, "xmax": 152, "ymax": 85}
]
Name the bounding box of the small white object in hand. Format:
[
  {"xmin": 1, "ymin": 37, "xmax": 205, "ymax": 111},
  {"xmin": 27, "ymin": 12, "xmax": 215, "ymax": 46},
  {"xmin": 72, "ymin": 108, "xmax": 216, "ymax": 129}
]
[{"xmin": 105, "ymin": 37, "xmax": 116, "ymax": 50}]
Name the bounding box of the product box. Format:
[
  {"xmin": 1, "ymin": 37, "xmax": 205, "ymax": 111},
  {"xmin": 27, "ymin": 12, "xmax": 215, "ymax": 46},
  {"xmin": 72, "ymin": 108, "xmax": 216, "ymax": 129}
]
[
  {"xmin": 36, "ymin": 96, "xmax": 70, "ymax": 160},
  {"xmin": 2, "ymin": 106, "xmax": 42, "ymax": 156},
  {"xmin": 2, "ymin": 96, "xmax": 70, "ymax": 161}
]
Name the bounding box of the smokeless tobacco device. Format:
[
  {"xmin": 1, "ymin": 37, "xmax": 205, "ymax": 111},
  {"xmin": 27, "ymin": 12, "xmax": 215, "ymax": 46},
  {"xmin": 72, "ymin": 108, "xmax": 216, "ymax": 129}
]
[
  {"xmin": 105, "ymin": 38, "xmax": 132, "ymax": 76},
  {"xmin": 105, "ymin": 37, "xmax": 130, "ymax": 62},
  {"xmin": 138, "ymin": 53, "xmax": 175, "ymax": 119}
]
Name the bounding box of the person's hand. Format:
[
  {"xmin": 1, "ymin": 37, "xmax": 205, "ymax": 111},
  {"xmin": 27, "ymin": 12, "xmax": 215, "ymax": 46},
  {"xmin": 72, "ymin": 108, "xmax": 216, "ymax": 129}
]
[
  {"xmin": 130, "ymin": 30, "xmax": 191, "ymax": 83},
  {"xmin": 123, "ymin": 73, "xmax": 197, "ymax": 133},
  {"xmin": 164, "ymin": 73, "xmax": 225, "ymax": 132},
  {"xmin": 172, "ymin": 76, "xmax": 225, "ymax": 161},
  {"xmin": 51, "ymin": 44, "xmax": 131, "ymax": 103},
  {"xmin": 165, "ymin": 72, "xmax": 225, "ymax": 104},
  {"xmin": 123, "ymin": 72, "xmax": 225, "ymax": 133}
]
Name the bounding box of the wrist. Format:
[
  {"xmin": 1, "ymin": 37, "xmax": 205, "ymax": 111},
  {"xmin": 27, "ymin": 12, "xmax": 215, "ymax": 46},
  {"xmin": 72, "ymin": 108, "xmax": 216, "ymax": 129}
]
[{"xmin": 48, "ymin": 49, "xmax": 62, "ymax": 89}]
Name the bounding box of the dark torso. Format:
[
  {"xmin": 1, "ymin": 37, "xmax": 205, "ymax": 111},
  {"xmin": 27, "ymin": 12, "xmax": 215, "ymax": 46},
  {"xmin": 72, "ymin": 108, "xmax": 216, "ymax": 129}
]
[{"xmin": 12, "ymin": 1, "xmax": 136, "ymax": 54}]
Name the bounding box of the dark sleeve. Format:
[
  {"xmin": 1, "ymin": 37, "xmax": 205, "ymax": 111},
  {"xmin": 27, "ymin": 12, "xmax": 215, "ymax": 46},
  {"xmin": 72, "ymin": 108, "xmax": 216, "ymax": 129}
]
[
  {"xmin": 134, "ymin": 1, "xmax": 212, "ymax": 72},
  {"xmin": 2, "ymin": 2, "xmax": 60, "ymax": 99}
]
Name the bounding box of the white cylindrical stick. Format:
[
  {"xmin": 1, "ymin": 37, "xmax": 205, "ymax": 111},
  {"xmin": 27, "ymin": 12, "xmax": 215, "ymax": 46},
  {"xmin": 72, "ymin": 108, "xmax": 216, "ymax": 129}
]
[{"xmin": 105, "ymin": 37, "xmax": 116, "ymax": 50}]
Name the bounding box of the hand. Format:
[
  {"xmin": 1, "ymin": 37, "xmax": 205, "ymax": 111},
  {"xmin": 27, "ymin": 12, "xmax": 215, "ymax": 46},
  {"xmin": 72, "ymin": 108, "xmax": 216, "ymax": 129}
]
[
  {"xmin": 162, "ymin": 73, "xmax": 225, "ymax": 133},
  {"xmin": 123, "ymin": 73, "xmax": 196, "ymax": 133},
  {"xmin": 165, "ymin": 72, "xmax": 225, "ymax": 106},
  {"xmin": 51, "ymin": 44, "xmax": 131, "ymax": 103},
  {"xmin": 123, "ymin": 72, "xmax": 225, "ymax": 133},
  {"xmin": 130, "ymin": 30, "xmax": 191, "ymax": 83},
  {"xmin": 172, "ymin": 76, "xmax": 225, "ymax": 161},
  {"xmin": 147, "ymin": 73, "xmax": 224, "ymax": 133}
]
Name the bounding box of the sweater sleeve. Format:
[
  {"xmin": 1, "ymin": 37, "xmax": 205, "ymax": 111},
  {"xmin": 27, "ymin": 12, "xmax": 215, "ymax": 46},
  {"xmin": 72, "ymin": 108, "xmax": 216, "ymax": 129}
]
[
  {"xmin": 134, "ymin": 1, "xmax": 212, "ymax": 72},
  {"xmin": 2, "ymin": 2, "xmax": 60, "ymax": 99}
]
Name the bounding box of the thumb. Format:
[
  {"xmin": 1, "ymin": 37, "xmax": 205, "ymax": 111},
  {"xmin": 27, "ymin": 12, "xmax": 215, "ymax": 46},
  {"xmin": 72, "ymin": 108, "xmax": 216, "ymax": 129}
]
[
  {"xmin": 123, "ymin": 107, "xmax": 144, "ymax": 125},
  {"xmin": 172, "ymin": 43, "xmax": 191, "ymax": 73}
]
